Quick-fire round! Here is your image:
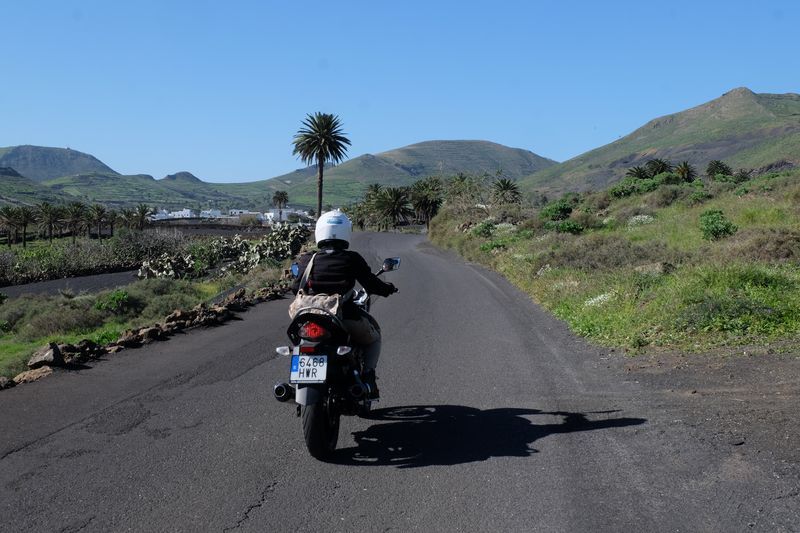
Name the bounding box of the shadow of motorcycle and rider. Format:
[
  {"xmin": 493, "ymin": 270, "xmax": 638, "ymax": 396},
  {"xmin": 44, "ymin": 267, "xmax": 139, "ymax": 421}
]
[{"xmin": 329, "ymin": 405, "xmax": 646, "ymax": 468}]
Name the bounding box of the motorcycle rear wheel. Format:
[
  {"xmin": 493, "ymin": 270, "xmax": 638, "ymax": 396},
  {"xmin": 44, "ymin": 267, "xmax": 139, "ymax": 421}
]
[{"xmin": 301, "ymin": 396, "xmax": 340, "ymax": 459}]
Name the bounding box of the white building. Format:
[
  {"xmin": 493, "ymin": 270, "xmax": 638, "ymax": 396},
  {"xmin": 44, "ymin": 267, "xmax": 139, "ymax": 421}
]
[
  {"xmin": 200, "ymin": 209, "xmax": 223, "ymax": 218},
  {"xmin": 168, "ymin": 208, "xmax": 197, "ymax": 219}
]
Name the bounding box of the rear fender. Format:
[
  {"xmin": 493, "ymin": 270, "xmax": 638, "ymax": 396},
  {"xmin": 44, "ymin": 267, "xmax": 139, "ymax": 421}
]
[{"xmin": 295, "ymin": 385, "xmax": 323, "ymax": 406}]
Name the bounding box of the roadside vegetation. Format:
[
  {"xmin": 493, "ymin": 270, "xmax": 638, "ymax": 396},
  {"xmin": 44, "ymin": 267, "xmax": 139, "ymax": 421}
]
[
  {"xmin": 428, "ymin": 160, "xmax": 800, "ymax": 353},
  {"xmin": 0, "ymin": 221, "xmax": 310, "ymax": 379}
]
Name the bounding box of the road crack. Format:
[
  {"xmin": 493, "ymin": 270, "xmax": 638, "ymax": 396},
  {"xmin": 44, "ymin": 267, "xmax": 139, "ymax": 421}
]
[
  {"xmin": 223, "ymin": 482, "xmax": 278, "ymax": 531},
  {"xmin": 58, "ymin": 515, "xmax": 96, "ymax": 532}
]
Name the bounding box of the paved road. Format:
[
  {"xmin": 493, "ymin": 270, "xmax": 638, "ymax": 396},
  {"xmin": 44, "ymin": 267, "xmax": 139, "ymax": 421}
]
[
  {"xmin": 1, "ymin": 233, "xmax": 796, "ymax": 532},
  {"xmin": 1, "ymin": 270, "xmax": 138, "ymax": 298}
]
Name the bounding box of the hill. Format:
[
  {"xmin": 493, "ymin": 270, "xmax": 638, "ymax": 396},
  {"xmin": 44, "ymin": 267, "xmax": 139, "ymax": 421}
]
[
  {"xmin": 42, "ymin": 172, "xmax": 251, "ymax": 210},
  {"xmin": 0, "ymin": 141, "xmax": 554, "ymax": 209},
  {"xmin": 0, "ymin": 167, "xmax": 65, "ymax": 205},
  {"xmin": 0, "ymin": 145, "xmax": 118, "ymax": 182},
  {"xmin": 519, "ymin": 88, "xmax": 800, "ymax": 194},
  {"xmin": 219, "ymin": 140, "xmax": 558, "ymax": 207}
]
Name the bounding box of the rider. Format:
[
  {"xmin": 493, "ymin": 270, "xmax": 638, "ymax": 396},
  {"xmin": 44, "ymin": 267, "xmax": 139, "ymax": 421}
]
[{"xmin": 291, "ymin": 209, "xmax": 397, "ymax": 398}]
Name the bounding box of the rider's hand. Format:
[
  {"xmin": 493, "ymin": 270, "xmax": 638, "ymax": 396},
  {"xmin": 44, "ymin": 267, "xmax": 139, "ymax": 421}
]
[{"xmin": 387, "ymin": 283, "xmax": 399, "ymax": 294}]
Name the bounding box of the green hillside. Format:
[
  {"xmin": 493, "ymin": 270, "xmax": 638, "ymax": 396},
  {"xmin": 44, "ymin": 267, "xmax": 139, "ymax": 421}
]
[
  {"xmin": 431, "ymin": 165, "xmax": 800, "ymax": 352},
  {"xmin": 520, "ymin": 88, "xmax": 800, "ymax": 194},
  {"xmin": 0, "ymin": 167, "xmax": 65, "ymax": 205},
  {"xmin": 0, "ymin": 140, "xmax": 553, "ymax": 209},
  {"xmin": 42, "ymin": 172, "xmax": 256, "ymax": 210},
  {"xmin": 221, "ymin": 140, "xmax": 558, "ymax": 207},
  {"xmin": 0, "ymin": 145, "xmax": 117, "ymax": 182}
]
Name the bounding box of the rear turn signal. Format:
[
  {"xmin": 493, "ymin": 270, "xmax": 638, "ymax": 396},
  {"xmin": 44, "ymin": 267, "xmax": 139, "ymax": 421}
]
[{"xmin": 299, "ymin": 322, "xmax": 330, "ymax": 341}]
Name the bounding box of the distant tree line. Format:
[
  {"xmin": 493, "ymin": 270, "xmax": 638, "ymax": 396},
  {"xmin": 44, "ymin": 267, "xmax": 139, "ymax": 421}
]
[
  {"xmin": 344, "ymin": 171, "xmax": 524, "ymax": 230},
  {"xmin": 0, "ymin": 202, "xmax": 153, "ymax": 248},
  {"xmin": 625, "ymin": 158, "xmax": 750, "ymax": 183}
]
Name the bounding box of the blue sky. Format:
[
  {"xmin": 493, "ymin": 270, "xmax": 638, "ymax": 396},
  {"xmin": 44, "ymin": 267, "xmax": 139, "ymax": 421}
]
[{"xmin": 2, "ymin": 0, "xmax": 798, "ymax": 182}]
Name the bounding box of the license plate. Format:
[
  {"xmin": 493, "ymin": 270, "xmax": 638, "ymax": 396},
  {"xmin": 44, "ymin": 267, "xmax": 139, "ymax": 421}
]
[{"xmin": 290, "ymin": 355, "xmax": 327, "ymax": 384}]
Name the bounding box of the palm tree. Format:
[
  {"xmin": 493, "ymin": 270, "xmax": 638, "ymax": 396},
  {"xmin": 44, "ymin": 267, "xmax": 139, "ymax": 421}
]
[
  {"xmin": 63, "ymin": 201, "xmax": 88, "ymax": 244},
  {"xmin": 272, "ymin": 191, "xmax": 289, "ymax": 222},
  {"xmin": 625, "ymin": 166, "xmax": 650, "ymax": 179},
  {"xmin": 373, "ymin": 187, "xmax": 414, "ymax": 229},
  {"xmin": 15, "ymin": 206, "xmax": 36, "ymax": 248},
  {"xmin": 365, "ymin": 183, "xmax": 383, "ymax": 201},
  {"xmin": 410, "ymin": 177, "xmax": 443, "ymax": 228},
  {"xmin": 675, "ymin": 161, "xmax": 697, "ymax": 183},
  {"xmin": 706, "ymin": 160, "xmax": 733, "ymax": 179},
  {"xmin": 87, "ymin": 204, "xmax": 107, "ymax": 239},
  {"xmin": 645, "ymin": 158, "xmax": 673, "ymax": 177},
  {"xmin": 36, "ymin": 202, "xmax": 60, "ymax": 242},
  {"xmin": 118, "ymin": 207, "xmax": 135, "ymax": 229},
  {"xmin": 106, "ymin": 209, "xmax": 119, "ymax": 237},
  {"xmin": 133, "ymin": 203, "xmax": 152, "ymax": 231},
  {"xmin": 491, "ymin": 178, "xmax": 522, "ymax": 205},
  {"xmin": 0, "ymin": 205, "xmax": 18, "ymax": 247},
  {"xmin": 291, "ymin": 112, "xmax": 351, "ymax": 218},
  {"xmin": 345, "ymin": 202, "xmax": 369, "ymax": 231}
]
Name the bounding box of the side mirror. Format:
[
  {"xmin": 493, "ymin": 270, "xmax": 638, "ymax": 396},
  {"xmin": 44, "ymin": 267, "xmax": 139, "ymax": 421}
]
[
  {"xmin": 290, "ymin": 263, "xmax": 300, "ymax": 278},
  {"xmin": 382, "ymin": 257, "xmax": 401, "ymax": 272}
]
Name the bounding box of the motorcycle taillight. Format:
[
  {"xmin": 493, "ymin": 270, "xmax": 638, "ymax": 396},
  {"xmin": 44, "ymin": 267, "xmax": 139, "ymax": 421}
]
[{"xmin": 299, "ymin": 322, "xmax": 330, "ymax": 341}]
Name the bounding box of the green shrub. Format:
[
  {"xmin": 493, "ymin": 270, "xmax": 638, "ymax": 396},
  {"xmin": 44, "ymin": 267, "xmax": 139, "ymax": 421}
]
[
  {"xmin": 609, "ymin": 176, "xmax": 665, "ymax": 198},
  {"xmin": 544, "ymin": 220, "xmax": 584, "ymax": 234},
  {"xmin": 471, "ymin": 221, "xmax": 495, "ymax": 238},
  {"xmin": 17, "ymin": 298, "xmax": 106, "ymax": 341},
  {"xmin": 652, "ymin": 172, "xmax": 683, "ymax": 186},
  {"xmin": 711, "ymin": 173, "xmax": 748, "ymax": 184},
  {"xmin": 94, "ymin": 289, "xmax": 130, "ymax": 313},
  {"xmin": 539, "ymin": 200, "xmax": 573, "ymax": 221},
  {"xmin": 608, "ymin": 178, "xmax": 639, "ymax": 198},
  {"xmin": 480, "ymin": 240, "xmax": 507, "ymax": 252},
  {"xmin": 687, "ymin": 188, "xmax": 712, "ymax": 205},
  {"xmin": 700, "ymin": 210, "xmax": 737, "ymax": 240}
]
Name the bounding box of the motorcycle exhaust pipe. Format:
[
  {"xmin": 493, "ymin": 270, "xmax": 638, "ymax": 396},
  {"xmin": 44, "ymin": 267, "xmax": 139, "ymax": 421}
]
[
  {"xmin": 273, "ymin": 382, "xmax": 295, "ymax": 403},
  {"xmin": 349, "ymin": 383, "xmax": 367, "ymax": 399}
]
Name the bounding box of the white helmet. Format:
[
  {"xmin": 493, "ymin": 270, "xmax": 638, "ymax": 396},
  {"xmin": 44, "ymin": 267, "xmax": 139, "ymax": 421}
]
[{"xmin": 315, "ymin": 209, "xmax": 352, "ymax": 248}]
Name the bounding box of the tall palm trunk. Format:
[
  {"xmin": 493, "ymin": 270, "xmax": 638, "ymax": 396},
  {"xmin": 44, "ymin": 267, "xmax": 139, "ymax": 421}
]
[
  {"xmin": 22, "ymin": 224, "xmax": 27, "ymax": 248},
  {"xmin": 316, "ymin": 156, "xmax": 324, "ymax": 219}
]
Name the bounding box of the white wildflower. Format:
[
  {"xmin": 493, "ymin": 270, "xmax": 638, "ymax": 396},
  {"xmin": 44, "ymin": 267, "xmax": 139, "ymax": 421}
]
[
  {"xmin": 536, "ymin": 264, "xmax": 552, "ymax": 277},
  {"xmin": 584, "ymin": 292, "xmax": 614, "ymax": 307},
  {"xmin": 627, "ymin": 214, "xmax": 655, "ymax": 228}
]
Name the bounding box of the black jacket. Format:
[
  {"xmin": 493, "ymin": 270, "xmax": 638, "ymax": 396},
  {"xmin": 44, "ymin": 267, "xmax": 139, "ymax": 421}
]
[{"xmin": 291, "ymin": 249, "xmax": 395, "ymax": 315}]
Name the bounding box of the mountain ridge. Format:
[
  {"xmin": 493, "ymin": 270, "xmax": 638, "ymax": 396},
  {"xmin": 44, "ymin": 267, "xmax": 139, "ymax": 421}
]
[
  {"xmin": 520, "ymin": 87, "xmax": 800, "ymax": 193},
  {"xmin": 0, "ymin": 145, "xmax": 118, "ymax": 182},
  {"xmin": 0, "ymin": 140, "xmax": 553, "ymax": 208}
]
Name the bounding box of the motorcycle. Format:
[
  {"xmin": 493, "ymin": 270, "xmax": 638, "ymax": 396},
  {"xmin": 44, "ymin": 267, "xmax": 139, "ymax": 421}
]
[{"xmin": 273, "ymin": 256, "xmax": 400, "ymax": 459}]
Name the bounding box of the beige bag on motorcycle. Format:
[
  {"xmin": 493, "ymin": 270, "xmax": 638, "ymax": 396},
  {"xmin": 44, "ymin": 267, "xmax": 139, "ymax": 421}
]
[{"xmin": 288, "ymin": 253, "xmax": 344, "ymax": 319}]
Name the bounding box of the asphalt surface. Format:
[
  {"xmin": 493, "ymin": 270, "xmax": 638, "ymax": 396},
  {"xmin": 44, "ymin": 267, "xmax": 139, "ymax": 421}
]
[
  {"xmin": 1, "ymin": 270, "xmax": 138, "ymax": 298},
  {"xmin": 1, "ymin": 233, "xmax": 797, "ymax": 532}
]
